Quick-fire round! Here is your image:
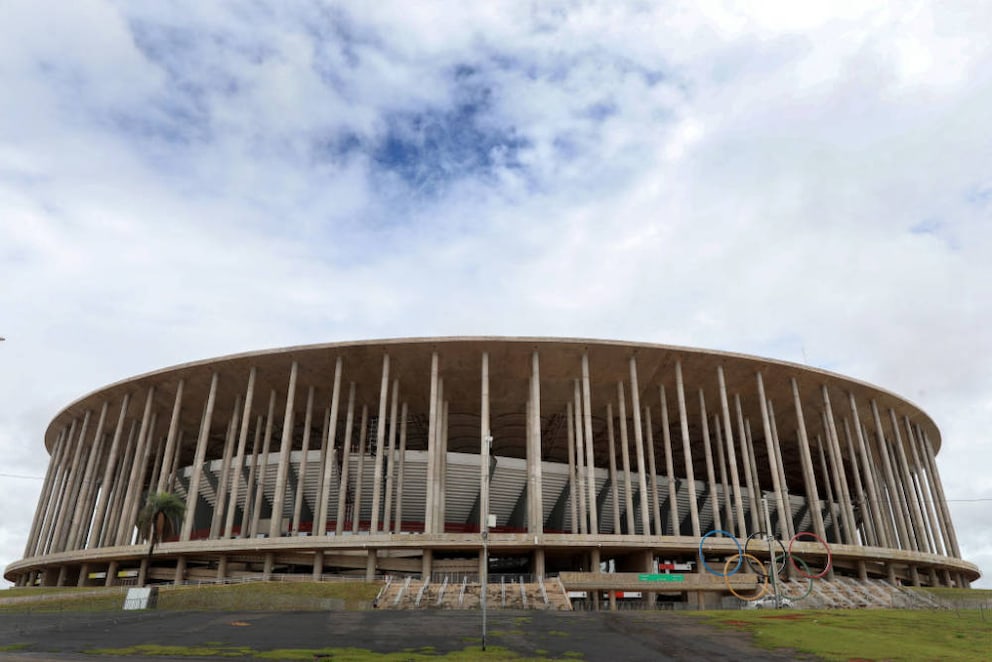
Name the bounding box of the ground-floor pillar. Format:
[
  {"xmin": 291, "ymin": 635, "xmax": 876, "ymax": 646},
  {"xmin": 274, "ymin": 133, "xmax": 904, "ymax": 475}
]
[
  {"xmin": 313, "ymin": 551, "xmax": 324, "ymax": 580},
  {"xmin": 533, "ymin": 549, "xmax": 545, "ymax": 579},
  {"xmin": 857, "ymin": 560, "xmax": 868, "ymax": 581},
  {"xmin": 366, "ymin": 550, "xmax": 377, "ymax": 581},
  {"xmin": 643, "ymin": 551, "xmax": 654, "ymax": 609},
  {"xmin": 217, "ymin": 555, "xmax": 228, "ymax": 581},
  {"xmin": 886, "ymin": 563, "xmax": 897, "ymax": 586},
  {"xmin": 137, "ymin": 558, "xmax": 148, "ymax": 587},
  {"xmin": 263, "ymin": 553, "xmax": 274, "ymax": 579},
  {"xmin": 421, "ymin": 550, "xmax": 432, "ymax": 579},
  {"xmin": 590, "ymin": 548, "xmax": 601, "ymax": 611},
  {"xmin": 957, "ymin": 572, "xmax": 968, "ymax": 588},
  {"xmin": 77, "ymin": 563, "xmax": 90, "ymax": 587},
  {"xmin": 941, "ymin": 569, "xmax": 952, "ymax": 587},
  {"xmin": 56, "ymin": 566, "xmax": 68, "ymax": 587},
  {"xmin": 105, "ymin": 561, "xmax": 118, "ymax": 587},
  {"xmin": 608, "ymin": 590, "xmax": 617, "ymax": 611},
  {"xmin": 909, "ymin": 565, "xmax": 921, "ymax": 587},
  {"xmin": 174, "ymin": 556, "xmax": 186, "ymax": 584}
]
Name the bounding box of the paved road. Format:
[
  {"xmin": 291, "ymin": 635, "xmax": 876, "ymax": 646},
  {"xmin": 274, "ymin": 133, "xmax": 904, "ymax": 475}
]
[{"xmin": 0, "ymin": 609, "xmax": 816, "ymax": 660}]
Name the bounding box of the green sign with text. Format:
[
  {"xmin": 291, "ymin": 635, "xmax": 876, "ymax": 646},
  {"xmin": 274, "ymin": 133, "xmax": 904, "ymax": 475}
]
[{"xmin": 638, "ymin": 573, "xmax": 685, "ymax": 582}]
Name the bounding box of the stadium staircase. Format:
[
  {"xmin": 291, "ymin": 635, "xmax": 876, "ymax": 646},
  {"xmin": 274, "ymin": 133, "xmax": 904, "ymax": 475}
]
[
  {"xmin": 772, "ymin": 577, "xmax": 948, "ymax": 609},
  {"xmin": 375, "ymin": 576, "xmax": 572, "ymax": 610}
]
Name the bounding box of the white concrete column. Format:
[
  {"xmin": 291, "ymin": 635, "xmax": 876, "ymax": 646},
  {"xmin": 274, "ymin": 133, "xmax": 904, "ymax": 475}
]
[
  {"xmin": 851, "ymin": 394, "xmax": 890, "ymax": 547},
  {"xmin": 117, "ymin": 388, "xmax": 158, "ymax": 546},
  {"xmin": 527, "ymin": 351, "xmax": 543, "ymax": 535},
  {"xmin": 842, "ymin": 417, "xmax": 873, "ymax": 546},
  {"xmin": 270, "ymin": 362, "xmax": 300, "ymax": 538},
  {"xmin": 480, "ymin": 353, "xmax": 490, "ymax": 532},
  {"xmin": 915, "ymin": 426, "xmax": 951, "ymax": 554},
  {"xmin": 290, "ymin": 386, "xmax": 316, "ymax": 534},
  {"xmin": 425, "ymin": 352, "xmax": 440, "ymax": 534},
  {"xmin": 674, "ymin": 362, "xmax": 699, "ymax": 537},
  {"xmin": 718, "ymin": 368, "xmax": 748, "ymax": 539},
  {"xmin": 889, "ymin": 408, "xmax": 928, "ymax": 552},
  {"xmin": 605, "ymin": 403, "xmax": 621, "ymax": 534},
  {"xmin": 698, "ymin": 391, "xmax": 722, "ymax": 534},
  {"xmin": 315, "ymin": 358, "xmax": 343, "ymax": 536},
  {"xmin": 790, "ymin": 378, "xmax": 826, "ymax": 541},
  {"xmin": 756, "ymin": 373, "xmax": 789, "ymax": 538},
  {"xmin": 734, "ymin": 397, "xmax": 761, "ymax": 534},
  {"xmin": 822, "ymin": 387, "xmax": 857, "ymax": 544},
  {"xmin": 904, "ymin": 419, "xmax": 941, "ymax": 555},
  {"xmin": 117, "ymin": 386, "xmax": 155, "ymax": 545},
  {"xmin": 643, "ymin": 407, "xmax": 662, "ymax": 535},
  {"xmin": 567, "ymin": 400, "xmax": 584, "ymax": 534},
  {"xmin": 52, "ymin": 411, "xmax": 91, "ymax": 552},
  {"xmin": 225, "ymin": 368, "xmax": 257, "ymax": 538},
  {"xmin": 616, "ymin": 381, "xmax": 635, "ymax": 534},
  {"xmin": 67, "ymin": 402, "xmax": 109, "ymax": 550},
  {"xmin": 439, "ymin": 398, "xmax": 449, "ymax": 530},
  {"xmin": 566, "ymin": 401, "xmax": 579, "ymax": 534},
  {"xmin": 370, "ymin": 354, "xmax": 391, "ymax": 533},
  {"xmin": 394, "ymin": 402, "xmax": 408, "ymax": 533},
  {"xmin": 181, "ymin": 374, "xmax": 219, "ymax": 541},
  {"xmin": 239, "ymin": 416, "xmax": 264, "ymax": 537},
  {"xmin": 24, "ymin": 428, "xmax": 67, "ymax": 557},
  {"xmin": 659, "ymin": 386, "xmax": 679, "ymax": 536},
  {"xmin": 629, "ymin": 357, "xmax": 652, "ymax": 535},
  {"xmin": 103, "ymin": 421, "xmax": 137, "ymax": 549},
  {"xmin": 766, "ymin": 401, "xmax": 795, "ymax": 540},
  {"xmin": 211, "ymin": 395, "xmax": 242, "ymax": 539},
  {"xmin": 156, "ymin": 381, "xmax": 185, "ymax": 493},
  {"xmin": 335, "ymin": 383, "xmax": 357, "ymax": 535},
  {"xmin": 573, "ymin": 385, "xmax": 588, "ymax": 533},
  {"xmin": 29, "ymin": 428, "xmax": 69, "ymax": 556},
  {"xmin": 581, "ymin": 353, "xmax": 598, "ymax": 534},
  {"xmin": 249, "ymin": 390, "xmax": 278, "ymax": 538},
  {"xmin": 382, "ymin": 379, "xmax": 400, "ymax": 534},
  {"xmin": 919, "ymin": 428, "xmax": 960, "ymax": 557},
  {"xmin": 871, "ymin": 400, "xmax": 911, "ymax": 549},
  {"xmin": 713, "ymin": 415, "xmax": 732, "ymax": 535},
  {"xmin": 120, "ymin": 409, "xmax": 159, "ymax": 547},
  {"xmin": 815, "ymin": 436, "xmax": 842, "ymax": 544}
]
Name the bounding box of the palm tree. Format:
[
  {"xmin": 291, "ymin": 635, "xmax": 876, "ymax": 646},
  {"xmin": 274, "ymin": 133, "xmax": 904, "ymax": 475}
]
[{"xmin": 136, "ymin": 492, "xmax": 186, "ymax": 585}]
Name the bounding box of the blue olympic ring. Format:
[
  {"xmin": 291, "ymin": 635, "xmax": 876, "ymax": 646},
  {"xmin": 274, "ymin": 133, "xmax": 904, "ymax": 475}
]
[{"xmin": 698, "ymin": 529, "xmax": 744, "ymax": 576}]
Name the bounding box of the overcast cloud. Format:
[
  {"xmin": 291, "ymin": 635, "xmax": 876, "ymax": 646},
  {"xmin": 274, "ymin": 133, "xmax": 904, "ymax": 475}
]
[{"xmin": 1, "ymin": 0, "xmax": 991, "ymax": 588}]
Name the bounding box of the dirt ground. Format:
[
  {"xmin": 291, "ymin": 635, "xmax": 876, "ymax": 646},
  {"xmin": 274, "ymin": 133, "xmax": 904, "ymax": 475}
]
[{"xmin": 0, "ymin": 609, "xmax": 816, "ymax": 661}]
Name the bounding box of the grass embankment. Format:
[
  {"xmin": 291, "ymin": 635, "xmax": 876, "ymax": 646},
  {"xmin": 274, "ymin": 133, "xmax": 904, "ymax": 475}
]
[
  {"xmin": 697, "ymin": 608, "xmax": 992, "ymax": 661},
  {"xmin": 0, "ymin": 581, "xmax": 380, "ymax": 613}
]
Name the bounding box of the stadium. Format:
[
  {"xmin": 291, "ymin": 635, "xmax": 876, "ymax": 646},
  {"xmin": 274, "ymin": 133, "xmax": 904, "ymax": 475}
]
[{"xmin": 4, "ymin": 337, "xmax": 979, "ymax": 606}]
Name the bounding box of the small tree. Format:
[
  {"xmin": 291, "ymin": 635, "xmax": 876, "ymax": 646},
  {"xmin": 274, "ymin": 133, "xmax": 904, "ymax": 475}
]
[{"xmin": 136, "ymin": 492, "xmax": 186, "ymax": 585}]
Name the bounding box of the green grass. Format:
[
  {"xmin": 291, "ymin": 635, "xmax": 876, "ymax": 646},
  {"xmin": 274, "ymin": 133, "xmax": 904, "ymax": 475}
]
[
  {"xmin": 696, "ymin": 608, "xmax": 992, "ymax": 661},
  {"xmin": 0, "ymin": 581, "xmax": 380, "ymax": 613},
  {"xmin": 90, "ymin": 643, "xmax": 573, "ymax": 660}
]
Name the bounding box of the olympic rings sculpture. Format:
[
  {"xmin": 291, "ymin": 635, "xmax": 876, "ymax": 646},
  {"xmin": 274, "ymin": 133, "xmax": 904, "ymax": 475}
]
[{"xmin": 697, "ymin": 529, "xmax": 832, "ymax": 602}]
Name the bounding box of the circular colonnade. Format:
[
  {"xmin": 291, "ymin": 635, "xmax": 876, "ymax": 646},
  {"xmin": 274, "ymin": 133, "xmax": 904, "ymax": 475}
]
[{"xmin": 5, "ymin": 337, "xmax": 979, "ymax": 591}]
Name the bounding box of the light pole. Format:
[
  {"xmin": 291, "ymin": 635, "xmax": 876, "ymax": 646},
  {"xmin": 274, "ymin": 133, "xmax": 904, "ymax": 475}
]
[
  {"xmin": 762, "ymin": 496, "xmax": 781, "ymax": 608},
  {"xmin": 481, "ymin": 433, "xmax": 493, "ymax": 652}
]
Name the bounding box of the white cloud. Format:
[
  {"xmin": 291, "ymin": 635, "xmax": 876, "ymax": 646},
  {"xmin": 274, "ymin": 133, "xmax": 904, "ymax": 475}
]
[{"xmin": 2, "ymin": 0, "xmax": 991, "ymax": 589}]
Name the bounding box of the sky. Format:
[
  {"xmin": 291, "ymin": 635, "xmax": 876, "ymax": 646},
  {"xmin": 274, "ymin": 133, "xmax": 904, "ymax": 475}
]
[{"xmin": 1, "ymin": 1, "xmax": 990, "ymax": 589}]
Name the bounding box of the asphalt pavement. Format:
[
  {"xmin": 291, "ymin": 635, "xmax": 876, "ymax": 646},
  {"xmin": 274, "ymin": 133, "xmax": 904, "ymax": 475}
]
[{"xmin": 0, "ymin": 609, "xmax": 815, "ymax": 660}]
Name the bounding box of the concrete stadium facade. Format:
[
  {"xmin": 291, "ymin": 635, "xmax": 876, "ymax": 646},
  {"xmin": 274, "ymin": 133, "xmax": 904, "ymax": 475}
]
[{"xmin": 5, "ymin": 337, "xmax": 979, "ymax": 591}]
